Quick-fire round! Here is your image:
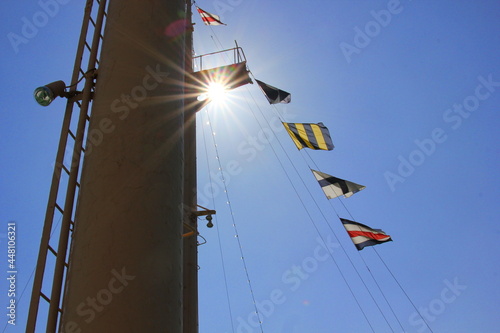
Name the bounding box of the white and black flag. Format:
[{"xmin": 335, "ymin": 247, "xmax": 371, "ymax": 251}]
[
  {"xmin": 256, "ymin": 79, "xmax": 291, "ymax": 104},
  {"xmin": 311, "ymin": 169, "xmax": 366, "ymax": 199}
]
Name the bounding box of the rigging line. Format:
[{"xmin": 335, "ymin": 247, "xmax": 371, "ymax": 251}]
[
  {"xmin": 282, "ymin": 121, "xmax": 405, "ymax": 332},
  {"xmin": 197, "ymin": 233, "xmax": 207, "ymax": 246},
  {"xmin": 238, "ymin": 88, "xmax": 376, "ymax": 333},
  {"xmin": 329, "ymin": 199, "xmax": 406, "ymax": 333},
  {"xmin": 302, "ymin": 150, "xmax": 357, "ymax": 221},
  {"xmin": 321, "ymin": 184, "xmax": 407, "ymax": 332},
  {"xmin": 246, "ymin": 60, "xmax": 403, "ymax": 332},
  {"xmin": 210, "ymin": 31, "xmax": 226, "ymax": 51},
  {"xmin": 200, "ymin": 25, "xmax": 383, "ymax": 332},
  {"xmin": 240, "ymin": 71, "xmax": 410, "ymax": 331},
  {"xmin": 246, "ymin": 71, "xmax": 288, "ymax": 124},
  {"xmin": 285, "ymin": 182, "xmax": 396, "ymax": 330},
  {"xmin": 200, "ymin": 111, "xmax": 236, "ymax": 333},
  {"xmin": 246, "ymin": 102, "xmax": 396, "ymax": 333},
  {"xmin": 243, "ymin": 34, "xmax": 411, "ymax": 332},
  {"xmin": 311, "ymin": 149, "xmax": 417, "ymax": 332},
  {"xmin": 280, "ymin": 103, "xmax": 406, "ymax": 330},
  {"xmin": 204, "ymin": 108, "xmax": 265, "ymax": 333},
  {"xmin": 304, "ymin": 144, "xmax": 407, "ymax": 331},
  {"xmin": 357, "ymin": 252, "xmax": 406, "ymax": 332},
  {"xmin": 373, "ymin": 248, "xmax": 436, "ymax": 333}
]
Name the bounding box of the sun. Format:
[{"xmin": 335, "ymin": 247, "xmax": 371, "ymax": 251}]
[
  {"xmin": 196, "ymin": 81, "xmax": 228, "ymax": 103},
  {"xmin": 206, "ymin": 81, "xmax": 227, "ymax": 102}
]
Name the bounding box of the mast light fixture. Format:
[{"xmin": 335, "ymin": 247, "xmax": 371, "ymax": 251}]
[{"xmin": 33, "ymin": 80, "xmax": 80, "ymax": 106}]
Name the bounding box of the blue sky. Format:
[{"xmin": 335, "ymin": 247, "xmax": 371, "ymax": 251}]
[{"xmin": 1, "ymin": 0, "xmax": 499, "ymax": 332}]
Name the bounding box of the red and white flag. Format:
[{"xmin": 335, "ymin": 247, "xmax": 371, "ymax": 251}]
[
  {"xmin": 197, "ymin": 7, "xmax": 226, "ymax": 26},
  {"xmin": 340, "ymin": 218, "xmax": 392, "ymax": 251}
]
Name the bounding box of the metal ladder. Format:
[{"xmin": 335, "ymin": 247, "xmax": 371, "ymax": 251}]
[{"xmin": 26, "ymin": 1, "xmax": 108, "ymax": 331}]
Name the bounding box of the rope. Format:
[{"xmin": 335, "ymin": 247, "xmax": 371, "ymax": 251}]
[
  {"xmin": 291, "ymin": 116, "xmax": 423, "ymax": 333},
  {"xmin": 358, "ymin": 251, "xmax": 406, "ymax": 332},
  {"xmin": 247, "ymin": 71, "xmax": 402, "ymax": 331},
  {"xmin": 303, "ymin": 146, "xmax": 406, "ymax": 331},
  {"xmin": 200, "ymin": 111, "xmax": 236, "ymax": 332},
  {"xmin": 236, "ymin": 83, "xmax": 377, "ymax": 333},
  {"xmin": 373, "ymin": 248, "xmax": 435, "ymax": 333},
  {"xmin": 198, "ymin": 23, "xmax": 385, "ymax": 332},
  {"xmin": 205, "ymin": 108, "xmax": 265, "ymax": 333},
  {"xmin": 196, "ymin": 15, "xmax": 413, "ymax": 333}
]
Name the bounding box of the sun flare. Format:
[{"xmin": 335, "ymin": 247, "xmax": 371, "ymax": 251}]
[{"xmin": 206, "ymin": 82, "xmax": 227, "ymax": 101}]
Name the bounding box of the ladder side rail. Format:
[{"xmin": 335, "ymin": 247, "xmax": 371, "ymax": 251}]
[
  {"xmin": 46, "ymin": 0, "xmax": 108, "ymax": 331},
  {"xmin": 26, "ymin": 1, "xmax": 96, "ymax": 331},
  {"xmin": 57, "ymin": 28, "xmax": 106, "ymax": 330}
]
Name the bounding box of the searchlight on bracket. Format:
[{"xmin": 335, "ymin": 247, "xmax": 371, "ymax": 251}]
[{"xmin": 33, "ymin": 80, "xmax": 81, "ymax": 107}]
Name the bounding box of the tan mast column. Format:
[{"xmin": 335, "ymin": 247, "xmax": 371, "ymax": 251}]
[
  {"xmin": 60, "ymin": 0, "xmax": 187, "ymax": 332},
  {"xmin": 183, "ymin": 0, "xmax": 199, "ymax": 332}
]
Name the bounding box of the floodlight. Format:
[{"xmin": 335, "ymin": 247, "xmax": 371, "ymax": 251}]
[
  {"xmin": 206, "ymin": 214, "xmax": 214, "ymax": 228},
  {"xmin": 33, "ymin": 80, "xmax": 68, "ymax": 106}
]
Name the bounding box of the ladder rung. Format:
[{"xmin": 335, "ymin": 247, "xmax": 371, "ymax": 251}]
[
  {"xmin": 48, "ymin": 245, "xmax": 57, "ymax": 256},
  {"xmin": 55, "ymin": 203, "xmax": 64, "ymax": 214},
  {"xmin": 68, "ymin": 130, "xmax": 76, "ymax": 140},
  {"xmin": 62, "ymin": 164, "xmax": 70, "ymax": 175},
  {"xmin": 40, "ymin": 292, "xmax": 50, "ymax": 303},
  {"xmin": 40, "ymin": 293, "xmax": 63, "ymax": 313}
]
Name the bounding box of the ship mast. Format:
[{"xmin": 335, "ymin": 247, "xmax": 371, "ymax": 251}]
[
  {"xmin": 28, "ymin": 0, "xmax": 196, "ymax": 331},
  {"xmin": 27, "ymin": 0, "xmax": 253, "ymax": 330},
  {"xmin": 59, "ymin": 0, "xmax": 189, "ymax": 330}
]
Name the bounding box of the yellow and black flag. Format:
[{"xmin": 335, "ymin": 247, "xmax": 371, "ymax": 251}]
[{"xmin": 283, "ymin": 122, "xmax": 334, "ymax": 151}]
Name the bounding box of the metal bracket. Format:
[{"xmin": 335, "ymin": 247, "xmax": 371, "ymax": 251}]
[{"xmin": 193, "ymin": 204, "xmax": 216, "ymax": 217}]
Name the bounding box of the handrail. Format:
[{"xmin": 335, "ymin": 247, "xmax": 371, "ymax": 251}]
[{"xmin": 193, "ymin": 45, "xmax": 247, "ymax": 71}]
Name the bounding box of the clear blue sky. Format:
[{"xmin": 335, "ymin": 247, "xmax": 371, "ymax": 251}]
[{"xmin": 1, "ymin": 0, "xmax": 499, "ymax": 332}]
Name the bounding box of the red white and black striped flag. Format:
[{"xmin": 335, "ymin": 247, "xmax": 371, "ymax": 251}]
[
  {"xmin": 196, "ymin": 6, "xmax": 226, "ymax": 26},
  {"xmin": 340, "ymin": 218, "xmax": 392, "ymax": 251}
]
